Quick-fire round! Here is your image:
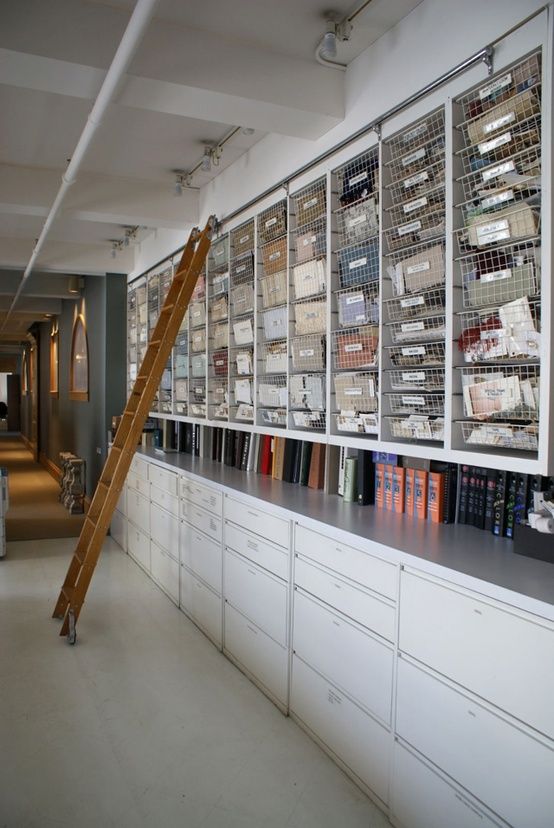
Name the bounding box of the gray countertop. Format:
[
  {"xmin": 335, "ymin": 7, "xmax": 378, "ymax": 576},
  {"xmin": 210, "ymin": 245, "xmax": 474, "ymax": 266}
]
[{"xmin": 138, "ymin": 447, "xmax": 554, "ymax": 612}]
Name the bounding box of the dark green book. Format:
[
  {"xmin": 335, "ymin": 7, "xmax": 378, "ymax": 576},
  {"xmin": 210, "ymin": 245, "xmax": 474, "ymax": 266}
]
[{"xmin": 299, "ymin": 441, "xmax": 313, "ymax": 486}]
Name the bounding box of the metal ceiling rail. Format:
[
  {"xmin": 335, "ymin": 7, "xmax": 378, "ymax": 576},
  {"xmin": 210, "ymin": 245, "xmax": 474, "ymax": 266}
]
[{"xmin": 0, "ymin": 0, "xmax": 159, "ymax": 333}]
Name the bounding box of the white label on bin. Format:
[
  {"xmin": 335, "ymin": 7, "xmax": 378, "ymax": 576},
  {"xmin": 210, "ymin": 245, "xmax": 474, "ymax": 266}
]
[
  {"xmin": 348, "ymin": 214, "xmax": 367, "ymax": 228},
  {"xmin": 480, "ymin": 268, "xmax": 512, "ymax": 283},
  {"xmin": 398, "ymin": 220, "xmax": 422, "ymax": 237},
  {"xmin": 479, "ymin": 72, "xmax": 512, "ymax": 101},
  {"xmin": 483, "ymin": 112, "xmax": 516, "ymax": 136},
  {"xmin": 268, "ymin": 251, "xmax": 281, "ymax": 261},
  {"xmin": 302, "ymin": 234, "xmax": 317, "ymax": 246},
  {"xmin": 344, "ymin": 387, "xmax": 363, "ymax": 396},
  {"xmin": 344, "ymin": 343, "xmax": 363, "ymax": 352},
  {"xmin": 481, "ymin": 327, "xmax": 506, "ymax": 340},
  {"xmin": 194, "ymin": 387, "xmax": 204, "ymax": 394},
  {"xmin": 402, "ymin": 371, "xmax": 426, "ymax": 381},
  {"xmin": 402, "ymin": 395, "xmax": 425, "ymax": 406},
  {"xmin": 403, "ymin": 122, "xmax": 428, "ymax": 143},
  {"xmin": 476, "ymin": 218, "xmax": 510, "ymax": 244},
  {"xmin": 235, "ymin": 264, "xmax": 247, "ymax": 274},
  {"xmin": 239, "ymin": 234, "xmax": 250, "ymax": 245},
  {"xmin": 482, "ymin": 160, "xmax": 515, "ymax": 181},
  {"xmin": 404, "ymin": 170, "xmax": 429, "ymax": 189},
  {"xmin": 402, "ymin": 346, "xmax": 426, "ymax": 355},
  {"xmin": 403, "ymin": 196, "xmax": 428, "ymax": 214},
  {"xmin": 406, "ymin": 260, "xmax": 431, "ymax": 275},
  {"xmin": 401, "ymin": 321, "xmax": 425, "ymax": 332},
  {"xmin": 348, "ymin": 170, "xmax": 368, "ymax": 186},
  {"xmin": 355, "ymin": 313, "xmax": 366, "ymax": 321},
  {"xmin": 401, "ymin": 147, "xmax": 426, "ymax": 167},
  {"xmin": 303, "ymin": 196, "xmax": 318, "ymax": 209},
  {"xmin": 265, "ymin": 216, "xmax": 278, "ymax": 228},
  {"xmin": 346, "ymin": 293, "xmax": 364, "ymax": 305},
  {"xmin": 481, "ymin": 189, "xmax": 514, "ymax": 209},
  {"xmin": 349, "ymin": 257, "xmax": 367, "ymax": 269},
  {"xmin": 299, "ymin": 348, "xmax": 314, "ymax": 357},
  {"xmin": 305, "ymin": 311, "xmax": 318, "ymax": 319},
  {"xmin": 193, "ymin": 309, "xmax": 202, "ymax": 318},
  {"xmin": 478, "ymin": 131, "xmax": 512, "ymax": 155},
  {"xmin": 400, "ymin": 295, "xmax": 425, "ymax": 308}
]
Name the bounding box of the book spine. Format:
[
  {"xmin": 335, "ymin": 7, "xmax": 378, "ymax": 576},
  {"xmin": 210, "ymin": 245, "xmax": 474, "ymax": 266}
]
[
  {"xmin": 357, "ymin": 450, "xmax": 375, "ymax": 506},
  {"xmin": 458, "ymin": 465, "xmax": 469, "ymax": 524},
  {"xmin": 492, "ymin": 471, "xmax": 507, "ymax": 536},
  {"xmin": 504, "ymin": 472, "xmax": 518, "ymax": 539},
  {"xmin": 484, "ymin": 470, "xmax": 498, "ymax": 532},
  {"xmin": 343, "ymin": 457, "xmax": 358, "ymax": 502},
  {"xmin": 415, "ymin": 470, "xmax": 428, "ymax": 520},
  {"xmin": 392, "ymin": 466, "xmax": 405, "ymax": 514},
  {"xmin": 384, "ymin": 465, "xmax": 394, "ymax": 511},
  {"xmin": 375, "ymin": 464, "xmax": 384, "ymax": 509},
  {"xmin": 405, "ymin": 468, "xmax": 415, "ymax": 517}
]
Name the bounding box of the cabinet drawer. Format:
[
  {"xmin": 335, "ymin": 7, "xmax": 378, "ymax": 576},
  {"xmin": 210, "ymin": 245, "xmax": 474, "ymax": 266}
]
[
  {"xmin": 110, "ymin": 509, "xmax": 126, "ymax": 551},
  {"xmin": 181, "ymin": 478, "xmax": 222, "ymax": 515},
  {"xmin": 224, "ymin": 604, "xmax": 288, "ymax": 705},
  {"xmin": 225, "ymin": 496, "xmax": 289, "ymax": 548},
  {"xmin": 150, "ymin": 504, "xmax": 179, "ymax": 559},
  {"xmin": 127, "ymin": 470, "xmax": 149, "ymax": 498},
  {"xmin": 180, "ymin": 565, "xmax": 222, "ymax": 647},
  {"xmin": 130, "ymin": 455, "xmax": 149, "ymax": 479},
  {"xmin": 399, "ymin": 570, "xmax": 554, "ymax": 739},
  {"xmin": 150, "ymin": 483, "xmax": 179, "ymax": 517},
  {"xmin": 291, "ymin": 656, "xmax": 389, "ymax": 805},
  {"xmin": 224, "ymin": 549, "xmax": 287, "ymax": 646},
  {"xmin": 181, "ymin": 522, "xmax": 222, "ymax": 594},
  {"xmin": 391, "ymin": 742, "xmax": 503, "ymax": 828},
  {"xmin": 397, "ymin": 658, "xmax": 554, "ymax": 828},
  {"xmin": 148, "ymin": 463, "xmax": 178, "ymax": 495},
  {"xmin": 127, "ymin": 489, "xmax": 150, "ymax": 535},
  {"xmin": 295, "ymin": 524, "xmax": 397, "ymax": 601},
  {"xmin": 127, "ymin": 525, "xmax": 150, "ymax": 572},
  {"xmin": 225, "ymin": 521, "xmax": 288, "ymax": 581},
  {"xmin": 293, "ymin": 590, "xmax": 393, "ymax": 724},
  {"xmin": 181, "ymin": 499, "xmax": 222, "ymax": 542},
  {"xmin": 116, "ymin": 486, "xmax": 126, "ymax": 516},
  {"xmin": 150, "ymin": 542, "xmax": 179, "ymax": 605},
  {"xmin": 295, "ymin": 556, "xmax": 395, "ymax": 642}
]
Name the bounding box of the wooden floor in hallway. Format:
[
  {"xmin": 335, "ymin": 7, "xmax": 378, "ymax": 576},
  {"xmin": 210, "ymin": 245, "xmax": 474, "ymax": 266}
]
[{"xmin": 0, "ymin": 435, "xmax": 85, "ymax": 541}]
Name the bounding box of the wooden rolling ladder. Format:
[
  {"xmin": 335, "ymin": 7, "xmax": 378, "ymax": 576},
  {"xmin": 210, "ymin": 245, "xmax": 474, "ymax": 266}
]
[{"xmin": 53, "ymin": 217, "xmax": 215, "ymax": 643}]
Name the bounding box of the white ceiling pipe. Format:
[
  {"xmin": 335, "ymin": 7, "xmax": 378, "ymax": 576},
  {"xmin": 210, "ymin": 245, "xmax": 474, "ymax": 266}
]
[{"xmin": 1, "ymin": 0, "xmax": 158, "ymax": 332}]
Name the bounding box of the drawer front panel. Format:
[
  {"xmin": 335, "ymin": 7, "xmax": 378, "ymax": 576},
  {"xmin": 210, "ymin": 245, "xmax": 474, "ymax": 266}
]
[
  {"xmin": 181, "ymin": 522, "xmax": 222, "ymax": 594},
  {"xmin": 110, "ymin": 509, "xmax": 126, "ymax": 551},
  {"xmin": 225, "ymin": 521, "xmax": 288, "ymax": 580},
  {"xmin": 293, "ymin": 590, "xmax": 393, "ymax": 724},
  {"xmin": 295, "ymin": 556, "xmax": 395, "ymax": 642},
  {"xmin": 127, "ymin": 489, "xmax": 150, "ymax": 535},
  {"xmin": 295, "ymin": 524, "xmax": 397, "ymax": 601},
  {"xmin": 116, "ymin": 487, "xmax": 126, "ymax": 516},
  {"xmin": 130, "ymin": 455, "xmax": 149, "ymax": 479},
  {"xmin": 127, "ymin": 525, "xmax": 150, "ymax": 572},
  {"xmin": 181, "ymin": 499, "xmax": 222, "ymax": 542},
  {"xmin": 150, "ymin": 542, "xmax": 179, "ymax": 604},
  {"xmin": 391, "ymin": 742, "xmax": 503, "ymax": 828},
  {"xmin": 224, "ymin": 549, "xmax": 287, "ymax": 645},
  {"xmin": 181, "ymin": 479, "xmax": 222, "ymax": 515},
  {"xmin": 127, "ymin": 470, "xmax": 149, "ymax": 498},
  {"xmin": 150, "ymin": 504, "xmax": 179, "ymax": 559},
  {"xmin": 148, "ymin": 464, "xmax": 178, "ymax": 495},
  {"xmin": 291, "ymin": 656, "xmax": 389, "ymax": 805},
  {"xmin": 150, "ymin": 484, "xmax": 179, "ymax": 517},
  {"xmin": 399, "ymin": 570, "xmax": 554, "ymax": 739},
  {"xmin": 224, "ymin": 604, "xmax": 288, "ymax": 704},
  {"xmin": 225, "ymin": 496, "xmax": 289, "ymax": 548},
  {"xmin": 180, "ymin": 566, "xmax": 222, "ymax": 646},
  {"xmin": 396, "ymin": 658, "xmax": 554, "ymax": 828}
]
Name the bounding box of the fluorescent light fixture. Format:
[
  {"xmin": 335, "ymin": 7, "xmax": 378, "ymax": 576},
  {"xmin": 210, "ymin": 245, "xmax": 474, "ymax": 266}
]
[{"xmin": 201, "ymin": 147, "xmax": 212, "ymax": 172}]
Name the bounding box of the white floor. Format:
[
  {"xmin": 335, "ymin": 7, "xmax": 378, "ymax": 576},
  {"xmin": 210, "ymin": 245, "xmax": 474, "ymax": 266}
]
[{"xmin": 0, "ymin": 537, "xmax": 392, "ymax": 828}]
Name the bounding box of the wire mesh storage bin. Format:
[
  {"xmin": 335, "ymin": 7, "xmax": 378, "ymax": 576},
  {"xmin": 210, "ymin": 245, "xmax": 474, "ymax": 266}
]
[
  {"xmin": 386, "ymin": 159, "xmax": 446, "ymax": 207},
  {"xmin": 387, "ymin": 314, "xmax": 446, "ymax": 344},
  {"xmin": 261, "ymin": 306, "xmax": 287, "ymax": 341},
  {"xmin": 291, "ymin": 178, "xmax": 327, "ymax": 228},
  {"xmin": 387, "ymin": 340, "xmax": 446, "ymax": 367},
  {"xmin": 335, "ymin": 198, "xmax": 378, "ymax": 248},
  {"xmin": 386, "ymin": 415, "xmax": 445, "ymax": 442},
  {"xmin": 387, "ymin": 367, "xmax": 445, "ymax": 391},
  {"xmin": 455, "ymin": 203, "xmax": 540, "ymax": 255},
  {"xmin": 258, "ymin": 201, "xmax": 287, "ymax": 245},
  {"xmin": 335, "ymin": 283, "xmax": 379, "ymax": 327},
  {"xmin": 333, "ymin": 370, "xmax": 379, "ymax": 434},
  {"xmin": 231, "ymin": 348, "xmax": 254, "ymax": 377},
  {"xmin": 209, "ymin": 378, "xmax": 229, "ymax": 420},
  {"xmin": 387, "ymin": 392, "xmax": 445, "ymax": 416},
  {"xmin": 384, "ymin": 287, "xmax": 446, "ymax": 322},
  {"xmin": 457, "ymin": 242, "xmax": 540, "ymax": 308},
  {"xmin": 386, "ymin": 240, "xmax": 445, "ymax": 296},
  {"xmin": 457, "ymin": 297, "xmax": 541, "ymax": 363},
  {"xmin": 258, "ymin": 375, "xmax": 287, "ymax": 409},
  {"xmin": 230, "ymin": 220, "xmax": 255, "ymax": 258},
  {"xmin": 260, "ymin": 340, "xmax": 287, "ymax": 374},
  {"xmin": 386, "ymin": 109, "xmax": 446, "ymax": 184},
  {"xmin": 290, "ymin": 373, "xmax": 326, "ymax": 410},
  {"xmin": 385, "ymin": 207, "xmax": 446, "ymax": 252},
  {"xmin": 293, "ymin": 219, "xmax": 326, "ymax": 263},
  {"xmin": 457, "ymin": 114, "xmax": 541, "ymax": 178},
  {"xmin": 459, "ymin": 364, "xmax": 539, "ymax": 420},
  {"xmin": 260, "ymin": 272, "xmax": 287, "ymax": 308},
  {"xmin": 337, "ymin": 238, "xmax": 379, "ymax": 288},
  {"xmin": 209, "ymin": 235, "xmax": 230, "ymax": 270},
  {"xmin": 457, "ymin": 421, "xmax": 538, "ymax": 451},
  {"xmin": 189, "ymin": 301, "xmax": 206, "ymax": 328},
  {"xmin": 259, "ymin": 408, "xmax": 287, "ymax": 426},
  {"xmin": 292, "ymin": 258, "xmax": 326, "ymax": 300},
  {"xmin": 456, "ymin": 53, "xmax": 541, "ymax": 125},
  {"xmin": 332, "ymin": 326, "xmax": 379, "ymax": 370}
]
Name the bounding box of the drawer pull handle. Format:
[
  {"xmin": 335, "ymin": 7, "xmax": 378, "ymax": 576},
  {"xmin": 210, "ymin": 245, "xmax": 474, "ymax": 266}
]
[
  {"xmin": 473, "ymin": 608, "xmax": 483, "ymax": 616},
  {"xmin": 246, "ymin": 624, "xmax": 258, "ymax": 635},
  {"xmin": 333, "ymin": 583, "xmax": 341, "ymax": 590},
  {"xmin": 247, "ymin": 569, "xmax": 257, "ymax": 576},
  {"xmin": 247, "ymin": 510, "xmax": 258, "ymax": 518},
  {"xmin": 335, "ymin": 547, "xmax": 344, "ymax": 554},
  {"xmin": 332, "ymin": 620, "xmax": 340, "ymax": 627},
  {"xmin": 467, "ymin": 710, "xmax": 476, "ymax": 718},
  {"xmin": 247, "ymin": 540, "xmax": 258, "ymax": 550}
]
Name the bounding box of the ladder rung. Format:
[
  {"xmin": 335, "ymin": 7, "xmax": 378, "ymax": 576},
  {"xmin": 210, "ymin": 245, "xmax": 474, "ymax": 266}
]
[
  {"xmin": 74, "ymin": 551, "xmax": 85, "ymax": 566},
  {"xmin": 149, "ymin": 339, "xmax": 162, "ymax": 347},
  {"xmin": 160, "ymin": 304, "xmax": 175, "ymax": 314},
  {"xmin": 62, "ymin": 586, "xmax": 75, "ymax": 603}
]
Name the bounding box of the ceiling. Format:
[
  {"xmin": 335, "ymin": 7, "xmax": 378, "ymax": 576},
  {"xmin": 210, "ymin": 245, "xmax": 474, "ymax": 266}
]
[{"xmin": 0, "ymin": 0, "xmax": 423, "ymax": 345}]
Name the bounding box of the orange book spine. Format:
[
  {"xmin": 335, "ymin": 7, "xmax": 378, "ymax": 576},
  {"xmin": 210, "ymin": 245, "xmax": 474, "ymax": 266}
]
[
  {"xmin": 415, "ymin": 470, "xmax": 428, "ymax": 519},
  {"xmin": 375, "ymin": 463, "xmax": 384, "ymax": 508},
  {"xmin": 384, "ymin": 464, "xmax": 394, "ymax": 511},
  {"xmin": 428, "ymin": 471, "xmax": 445, "ymax": 523},
  {"xmin": 393, "ymin": 466, "xmax": 405, "ymax": 513},
  {"xmin": 405, "ymin": 468, "xmax": 415, "ymax": 517}
]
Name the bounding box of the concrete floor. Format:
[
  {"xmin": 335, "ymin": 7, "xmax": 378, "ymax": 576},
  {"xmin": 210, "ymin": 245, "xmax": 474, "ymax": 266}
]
[{"xmin": 0, "ymin": 536, "xmax": 392, "ymax": 828}]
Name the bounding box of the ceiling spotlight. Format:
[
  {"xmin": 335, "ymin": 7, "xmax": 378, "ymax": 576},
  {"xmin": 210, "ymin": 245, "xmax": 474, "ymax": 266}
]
[
  {"xmin": 111, "ymin": 244, "xmax": 117, "ymax": 259},
  {"xmin": 68, "ymin": 276, "xmax": 82, "ymax": 295},
  {"xmin": 201, "ymin": 147, "xmax": 212, "ymax": 172},
  {"xmin": 321, "ymin": 19, "xmax": 337, "ymax": 59},
  {"xmin": 175, "ymin": 177, "xmax": 183, "ymax": 197}
]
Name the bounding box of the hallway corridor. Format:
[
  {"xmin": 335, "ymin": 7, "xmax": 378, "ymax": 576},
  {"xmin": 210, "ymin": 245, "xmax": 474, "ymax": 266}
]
[{"xmin": 0, "ymin": 436, "xmax": 85, "ymax": 541}]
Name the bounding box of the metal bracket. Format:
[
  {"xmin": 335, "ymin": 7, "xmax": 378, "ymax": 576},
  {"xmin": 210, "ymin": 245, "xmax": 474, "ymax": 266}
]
[
  {"xmin": 283, "ymin": 180, "xmax": 290, "ymax": 196},
  {"xmin": 483, "ymin": 45, "xmax": 494, "ymax": 76},
  {"xmin": 373, "ymin": 123, "xmax": 382, "ymax": 141}
]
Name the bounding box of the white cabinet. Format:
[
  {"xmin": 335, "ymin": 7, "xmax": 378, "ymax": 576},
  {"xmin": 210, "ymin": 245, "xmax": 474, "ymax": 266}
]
[
  {"xmin": 181, "ymin": 499, "xmax": 222, "ymax": 542},
  {"xmin": 150, "ymin": 502, "xmax": 179, "ymax": 557},
  {"xmin": 391, "ymin": 742, "xmax": 504, "ymax": 828},
  {"xmin": 399, "ymin": 569, "xmax": 554, "ymax": 739},
  {"xmin": 225, "ymin": 520, "xmax": 288, "ymax": 580},
  {"xmin": 130, "ymin": 455, "xmax": 149, "ymax": 479},
  {"xmin": 127, "ymin": 469, "xmax": 149, "ymax": 498},
  {"xmin": 396, "ymin": 657, "xmax": 554, "ymax": 828},
  {"xmin": 110, "ymin": 508, "xmax": 126, "ymax": 551},
  {"xmin": 116, "ymin": 486, "xmax": 126, "ymax": 516},
  {"xmin": 148, "ymin": 463, "xmax": 178, "ymax": 496},
  {"xmin": 224, "ymin": 549, "xmax": 288, "ymax": 645},
  {"xmin": 224, "ymin": 603, "xmax": 288, "ymax": 705},
  {"xmin": 180, "ymin": 522, "xmax": 222, "ymax": 594},
  {"xmin": 291, "ymin": 655, "xmax": 390, "ymax": 806},
  {"xmin": 127, "ymin": 488, "xmax": 150, "ymax": 535},
  {"xmin": 180, "ymin": 564, "xmax": 222, "ymax": 646},
  {"xmin": 150, "ymin": 541, "xmax": 179, "ymax": 605},
  {"xmin": 127, "ymin": 524, "xmax": 150, "ymax": 573},
  {"xmin": 225, "ymin": 495, "xmax": 289, "ymax": 548},
  {"xmin": 150, "ymin": 483, "xmax": 179, "ymax": 517},
  {"xmin": 181, "ymin": 478, "xmax": 222, "ymax": 514},
  {"xmin": 293, "ymin": 589, "xmax": 393, "ymax": 725}
]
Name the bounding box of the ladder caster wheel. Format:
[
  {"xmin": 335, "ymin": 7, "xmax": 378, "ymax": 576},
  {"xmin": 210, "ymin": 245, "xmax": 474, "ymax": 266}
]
[{"xmin": 67, "ymin": 610, "xmax": 77, "ymax": 645}]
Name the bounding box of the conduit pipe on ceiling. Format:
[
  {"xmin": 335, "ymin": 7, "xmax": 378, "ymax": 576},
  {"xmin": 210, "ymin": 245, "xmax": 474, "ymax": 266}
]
[{"xmin": 0, "ymin": 0, "xmax": 159, "ymax": 333}]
